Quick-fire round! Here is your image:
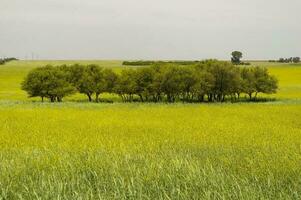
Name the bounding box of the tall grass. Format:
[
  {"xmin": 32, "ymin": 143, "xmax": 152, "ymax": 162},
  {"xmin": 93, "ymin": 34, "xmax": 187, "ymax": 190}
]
[{"xmin": 1, "ymin": 102, "xmax": 301, "ymax": 199}]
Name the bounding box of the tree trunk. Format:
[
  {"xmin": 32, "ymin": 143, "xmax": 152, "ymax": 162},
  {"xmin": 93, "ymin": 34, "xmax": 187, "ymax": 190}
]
[
  {"xmin": 248, "ymin": 93, "xmax": 252, "ymax": 100},
  {"xmin": 208, "ymin": 94, "xmax": 212, "ymax": 102},
  {"xmin": 222, "ymin": 95, "xmax": 225, "ymax": 102},
  {"xmin": 198, "ymin": 95, "xmax": 204, "ymax": 102},
  {"xmin": 41, "ymin": 96, "xmax": 44, "ymax": 102},
  {"xmin": 95, "ymin": 93, "xmax": 100, "ymax": 102},
  {"xmin": 87, "ymin": 94, "xmax": 92, "ymax": 102},
  {"xmin": 138, "ymin": 94, "xmax": 144, "ymax": 102},
  {"xmin": 167, "ymin": 94, "xmax": 171, "ymax": 102}
]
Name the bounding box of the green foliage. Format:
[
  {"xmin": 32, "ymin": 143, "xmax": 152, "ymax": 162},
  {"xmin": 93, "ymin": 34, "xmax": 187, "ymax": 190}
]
[
  {"xmin": 21, "ymin": 61, "xmax": 279, "ymax": 103},
  {"xmin": 253, "ymin": 67, "xmax": 278, "ymax": 97},
  {"xmin": 118, "ymin": 60, "xmax": 278, "ymax": 102},
  {"xmin": 240, "ymin": 67, "xmax": 256, "ymax": 98},
  {"xmin": 68, "ymin": 64, "xmax": 106, "ymax": 102},
  {"xmin": 21, "ymin": 65, "xmax": 75, "ymax": 102},
  {"xmin": 134, "ymin": 67, "xmax": 156, "ymax": 102},
  {"xmin": 103, "ymin": 68, "xmax": 118, "ymax": 93},
  {"xmin": 114, "ymin": 68, "xmax": 137, "ymax": 102}
]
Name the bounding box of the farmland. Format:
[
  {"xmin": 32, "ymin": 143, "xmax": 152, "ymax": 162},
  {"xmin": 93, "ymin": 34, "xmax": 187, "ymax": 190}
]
[{"xmin": 1, "ymin": 61, "xmax": 301, "ymax": 199}]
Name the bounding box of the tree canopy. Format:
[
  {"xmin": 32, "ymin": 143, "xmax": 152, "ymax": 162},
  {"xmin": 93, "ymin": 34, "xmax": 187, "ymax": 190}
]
[
  {"xmin": 22, "ymin": 65, "xmax": 75, "ymax": 102},
  {"xmin": 22, "ymin": 61, "xmax": 278, "ymax": 103}
]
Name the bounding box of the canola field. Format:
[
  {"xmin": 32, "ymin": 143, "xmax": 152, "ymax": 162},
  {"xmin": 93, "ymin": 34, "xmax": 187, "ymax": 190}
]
[{"xmin": 0, "ymin": 61, "xmax": 301, "ymax": 199}]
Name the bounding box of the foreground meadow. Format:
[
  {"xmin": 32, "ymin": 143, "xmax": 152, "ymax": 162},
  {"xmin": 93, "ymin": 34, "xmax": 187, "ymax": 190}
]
[{"xmin": 1, "ymin": 61, "xmax": 301, "ymax": 199}]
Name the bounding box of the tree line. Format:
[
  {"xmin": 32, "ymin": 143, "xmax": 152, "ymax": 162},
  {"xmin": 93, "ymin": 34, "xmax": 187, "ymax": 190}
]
[
  {"xmin": 122, "ymin": 60, "xmax": 201, "ymax": 66},
  {"xmin": 269, "ymin": 57, "xmax": 300, "ymax": 63},
  {"xmin": 22, "ymin": 60, "xmax": 278, "ymax": 103},
  {"xmin": 0, "ymin": 57, "xmax": 18, "ymax": 65}
]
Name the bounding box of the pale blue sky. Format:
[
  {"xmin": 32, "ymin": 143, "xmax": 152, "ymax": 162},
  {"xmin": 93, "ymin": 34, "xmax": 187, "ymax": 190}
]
[{"xmin": 1, "ymin": 0, "xmax": 300, "ymax": 60}]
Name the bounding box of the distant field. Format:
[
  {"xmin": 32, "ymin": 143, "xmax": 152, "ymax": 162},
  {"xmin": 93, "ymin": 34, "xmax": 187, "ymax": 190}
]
[{"xmin": 1, "ymin": 60, "xmax": 301, "ymax": 199}]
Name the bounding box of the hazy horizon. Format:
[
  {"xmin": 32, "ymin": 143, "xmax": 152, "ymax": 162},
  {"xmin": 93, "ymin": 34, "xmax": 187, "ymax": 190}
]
[{"xmin": 1, "ymin": 0, "xmax": 300, "ymax": 60}]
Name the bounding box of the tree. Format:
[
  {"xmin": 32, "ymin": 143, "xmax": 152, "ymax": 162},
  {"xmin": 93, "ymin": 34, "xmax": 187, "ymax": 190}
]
[
  {"xmin": 114, "ymin": 68, "xmax": 137, "ymax": 102},
  {"xmin": 69, "ymin": 64, "xmax": 94, "ymax": 102},
  {"xmin": 240, "ymin": 68, "xmax": 256, "ymax": 99},
  {"xmin": 191, "ymin": 68, "xmax": 214, "ymax": 102},
  {"xmin": 231, "ymin": 51, "xmax": 243, "ymax": 65},
  {"xmin": 103, "ymin": 68, "xmax": 118, "ymax": 94},
  {"xmin": 253, "ymin": 67, "xmax": 278, "ymax": 98},
  {"xmin": 240, "ymin": 67, "xmax": 278, "ymax": 100},
  {"xmin": 149, "ymin": 65, "xmax": 165, "ymax": 102},
  {"xmin": 160, "ymin": 65, "xmax": 183, "ymax": 102},
  {"xmin": 134, "ymin": 67, "xmax": 156, "ymax": 102},
  {"xmin": 86, "ymin": 65, "xmax": 105, "ymax": 102},
  {"xmin": 21, "ymin": 61, "xmax": 279, "ymax": 103},
  {"xmin": 22, "ymin": 65, "xmax": 75, "ymax": 102},
  {"xmin": 207, "ymin": 61, "xmax": 240, "ymax": 102},
  {"xmin": 69, "ymin": 64, "xmax": 105, "ymax": 102},
  {"xmin": 0, "ymin": 57, "xmax": 18, "ymax": 65},
  {"xmin": 21, "ymin": 67, "xmax": 49, "ymax": 102},
  {"xmin": 293, "ymin": 57, "xmax": 300, "ymax": 63},
  {"xmin": 177, "ymin": 67, "xmax": 198, "ymax": 102}
]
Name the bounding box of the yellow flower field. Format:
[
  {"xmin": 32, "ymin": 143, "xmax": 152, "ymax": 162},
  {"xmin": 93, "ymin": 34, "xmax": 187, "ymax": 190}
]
[{"xmin": 0, "ymin": 61, "xmax": 301, "ymax": 199}]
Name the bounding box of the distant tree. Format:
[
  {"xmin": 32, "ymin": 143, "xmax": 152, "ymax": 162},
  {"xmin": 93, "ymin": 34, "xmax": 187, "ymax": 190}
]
[
  {"xmin": 278, "ymin": 57, "xmax": 300, "ymax": 63},
  {"xmin": 231, "ymin": 51, "xmax": 243, "ymax": 65},
  {"xmin": 293, "ymin": 57, "xmax": 300, "ymax": 63},
  {"xmin": 278, "ymin": 58, "xmax": 285, "ymax": 63},
  {"xmin": 0, "ymin": 57, "xmax": 18, "ymax": 65}
]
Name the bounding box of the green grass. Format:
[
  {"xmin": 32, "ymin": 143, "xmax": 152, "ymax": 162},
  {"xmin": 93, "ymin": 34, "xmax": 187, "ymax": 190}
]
[{"xmin": 1, "ymin": 61, "xmax": 301, "ymax": 199}]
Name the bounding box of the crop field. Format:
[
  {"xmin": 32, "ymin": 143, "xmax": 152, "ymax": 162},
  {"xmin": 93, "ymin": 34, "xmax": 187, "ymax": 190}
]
[{"xmin": 1, "ymin": 61, "xmax": 301, "ymax": 199}]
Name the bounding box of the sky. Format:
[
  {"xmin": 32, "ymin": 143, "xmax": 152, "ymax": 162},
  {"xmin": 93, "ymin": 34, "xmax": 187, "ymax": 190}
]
[{"xmin": 1, "ymin": 0, "xmax": 300, "ymax": 60}]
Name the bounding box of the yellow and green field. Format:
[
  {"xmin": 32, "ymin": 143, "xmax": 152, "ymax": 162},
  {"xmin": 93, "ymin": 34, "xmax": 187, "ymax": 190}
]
[{"xmin": 0, "ymin": 61, "xmax": 301, "ymax": 199}]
